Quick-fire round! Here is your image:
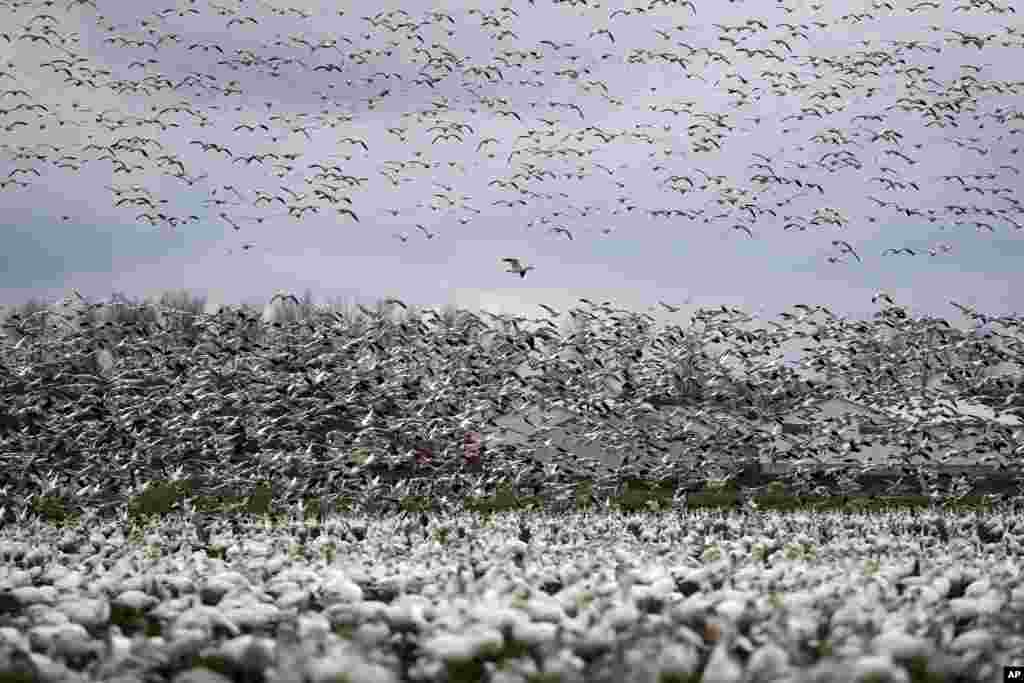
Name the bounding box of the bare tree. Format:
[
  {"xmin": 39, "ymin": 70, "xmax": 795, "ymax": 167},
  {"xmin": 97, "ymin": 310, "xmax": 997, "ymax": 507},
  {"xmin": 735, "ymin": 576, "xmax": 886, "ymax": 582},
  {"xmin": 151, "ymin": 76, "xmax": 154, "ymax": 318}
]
[{"xmin": 148, "ymin": 288, "xmax": 207, "ymax": 342}]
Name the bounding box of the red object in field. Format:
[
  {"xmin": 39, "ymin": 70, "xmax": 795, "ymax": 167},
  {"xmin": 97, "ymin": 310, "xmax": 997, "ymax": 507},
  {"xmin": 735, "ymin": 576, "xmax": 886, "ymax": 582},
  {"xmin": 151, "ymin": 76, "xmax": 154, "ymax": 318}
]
[
  {"xmin": 414, "ymin": 447, "xmax": 432, "ymax": 466},
  {"xmin": 463, "ymin": 431, "xmax": 483, "ymax": 467}
]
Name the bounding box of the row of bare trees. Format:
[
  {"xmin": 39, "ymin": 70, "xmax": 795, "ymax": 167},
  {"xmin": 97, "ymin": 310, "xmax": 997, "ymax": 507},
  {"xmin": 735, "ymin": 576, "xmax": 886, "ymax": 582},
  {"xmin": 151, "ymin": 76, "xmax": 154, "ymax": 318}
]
[
  {"xmin": 0, "ymin": 288, "xmax": 463, "ymax": 349},
  {"xmin": 2, "ymin": 288, "xmax": 1019, "ymax": 414}
]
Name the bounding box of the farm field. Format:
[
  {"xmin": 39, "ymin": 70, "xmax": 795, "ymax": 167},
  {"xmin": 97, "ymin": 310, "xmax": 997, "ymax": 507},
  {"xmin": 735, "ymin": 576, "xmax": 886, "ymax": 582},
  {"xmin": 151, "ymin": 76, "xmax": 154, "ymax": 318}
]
[
  {"xmin": 3, "ymin": 502, "xmax": 1024, "ymax": 683},
  {"xmin": 3, "ymin": 297, "xmax": 1023, "ymax": 683},
  {"xmin": 4, "ymin": 0, "xmax": 1024, "ymax": 678}
]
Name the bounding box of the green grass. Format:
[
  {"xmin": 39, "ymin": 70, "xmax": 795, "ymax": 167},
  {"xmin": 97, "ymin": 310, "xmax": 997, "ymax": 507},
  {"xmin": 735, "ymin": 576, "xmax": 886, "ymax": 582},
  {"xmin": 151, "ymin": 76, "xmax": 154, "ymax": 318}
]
[{"xmin": 19, "ymin": 470, "xmax": 1005, "ymax": 528}]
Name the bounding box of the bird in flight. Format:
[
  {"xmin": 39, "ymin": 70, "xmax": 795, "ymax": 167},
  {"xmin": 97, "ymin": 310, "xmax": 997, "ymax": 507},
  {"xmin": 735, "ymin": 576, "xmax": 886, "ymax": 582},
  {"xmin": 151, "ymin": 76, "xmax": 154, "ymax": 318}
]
[
  {"xmin": 872, "ymin": 292, "xmax": 895, "ymax": 305},
  {"xmin": 11, "ymin": 0, "xmax": 1019, "ymax": 323},
  {"xmin": 731, "ymin": 224, "xmax": 755, "ymax": 239},
  {"xmin": 339, "ymin": 137, "xmax": 369, "ymax": 151},
  {"xmin": 502, "ymin": 258, "xmax": 535, "ymax": 278},
  {"xmin": 271, "ymin": 292, "xmax": 300, "ymax": 306},
  {"xmin": 832, "ymin": 240, "xmax": 862, "ymax": 263}
]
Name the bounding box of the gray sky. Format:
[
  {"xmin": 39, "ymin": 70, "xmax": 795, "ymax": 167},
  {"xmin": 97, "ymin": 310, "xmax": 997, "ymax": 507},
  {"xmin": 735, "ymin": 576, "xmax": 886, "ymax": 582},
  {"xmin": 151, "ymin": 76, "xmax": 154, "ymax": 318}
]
[{"xmin": 1, "ymin": 0, "xmax": 1022, "ymax": 332}]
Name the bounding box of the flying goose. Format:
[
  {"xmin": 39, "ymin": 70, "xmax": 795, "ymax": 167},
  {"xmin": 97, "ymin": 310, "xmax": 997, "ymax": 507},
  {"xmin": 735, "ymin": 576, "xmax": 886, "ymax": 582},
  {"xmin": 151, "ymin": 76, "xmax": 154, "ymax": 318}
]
[{"xmin": 502, "ymin": 258, "xmax": 534, "ymax": 278}]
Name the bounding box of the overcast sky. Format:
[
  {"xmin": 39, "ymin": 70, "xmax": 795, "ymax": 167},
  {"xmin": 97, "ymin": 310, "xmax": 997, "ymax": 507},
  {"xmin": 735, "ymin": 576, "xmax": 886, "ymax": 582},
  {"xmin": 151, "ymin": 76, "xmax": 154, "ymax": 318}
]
[{"xmin": 1, "ymin": 0, "xmax": 1022, "ymax": 333}]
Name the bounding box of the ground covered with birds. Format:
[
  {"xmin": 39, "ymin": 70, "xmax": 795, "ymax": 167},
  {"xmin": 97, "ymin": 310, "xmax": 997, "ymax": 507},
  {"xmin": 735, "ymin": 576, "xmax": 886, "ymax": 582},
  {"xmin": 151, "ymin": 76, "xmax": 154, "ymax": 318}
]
[
  {"xmin": 2, "ymin": 504, "xmax": 1024, "ymax": 683},
  {"xmin": 4, "ymin": 0, "xmax": 1024, "ymax": 679}
]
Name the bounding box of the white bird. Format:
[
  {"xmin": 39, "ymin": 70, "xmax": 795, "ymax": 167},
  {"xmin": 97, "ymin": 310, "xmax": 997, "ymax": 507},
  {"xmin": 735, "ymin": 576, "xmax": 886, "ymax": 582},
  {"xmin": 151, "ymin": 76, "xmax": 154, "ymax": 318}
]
[
  {"xmin": 832, "ymin": 240, "xmax": 862, "ymax": 263},
  {"xmin": 702, "ymin": 626, "xmax": 743, "ymax": 683},
  {"xmin": 415, "ymin": 224, "xmax": 437, "ymax": 239},
  {"xmin": 360, "ymin": 407, "xmax": 376, "ymax": 428},
  {"xmin": 502, "ymin": 258, "xmax": 535, "ymax": 278},
  {"xmin": 872, "ymin": 292, "xmax": 895, "ymax": 306},
  {"xmin": 271, "ymin": 292, "xmax": 300, "ymax": 306}
]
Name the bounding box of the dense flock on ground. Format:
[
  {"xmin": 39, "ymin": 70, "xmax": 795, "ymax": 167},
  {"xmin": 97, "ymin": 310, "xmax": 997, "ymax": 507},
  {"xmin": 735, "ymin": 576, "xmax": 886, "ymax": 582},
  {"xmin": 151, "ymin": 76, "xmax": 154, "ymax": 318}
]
[{"xmin": 2, "ymin": 499, "xmax": 1024, "ymax": 682}]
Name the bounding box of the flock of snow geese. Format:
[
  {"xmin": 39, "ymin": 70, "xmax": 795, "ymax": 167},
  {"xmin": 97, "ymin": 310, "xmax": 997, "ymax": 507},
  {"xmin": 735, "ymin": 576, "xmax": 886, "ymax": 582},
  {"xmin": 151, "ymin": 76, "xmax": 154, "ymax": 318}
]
[{"xmin": 0, "ymin": 0, "xmax": 1021, "ymax": 276}]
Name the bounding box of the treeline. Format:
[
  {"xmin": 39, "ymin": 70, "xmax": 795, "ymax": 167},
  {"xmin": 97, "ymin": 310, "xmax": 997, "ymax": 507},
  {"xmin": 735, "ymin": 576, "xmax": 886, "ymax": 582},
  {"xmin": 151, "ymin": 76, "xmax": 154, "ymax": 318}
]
[{"xmin": 1, "ymin": 288, "xmax": 1021, "ymax": 417}]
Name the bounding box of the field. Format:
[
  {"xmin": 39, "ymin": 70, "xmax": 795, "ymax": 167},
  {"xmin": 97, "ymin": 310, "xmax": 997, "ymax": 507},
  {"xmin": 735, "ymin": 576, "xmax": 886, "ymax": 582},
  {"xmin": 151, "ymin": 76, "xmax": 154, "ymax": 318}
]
[
  {"xmin": 4, "ymin": 0, "xmax": 1024, "ymax": 677},
  {"xmin": 4, "ymin": 297, "xmax": 1024, "ymax": 683}
]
